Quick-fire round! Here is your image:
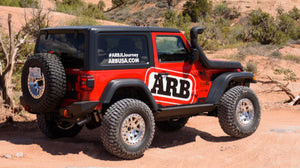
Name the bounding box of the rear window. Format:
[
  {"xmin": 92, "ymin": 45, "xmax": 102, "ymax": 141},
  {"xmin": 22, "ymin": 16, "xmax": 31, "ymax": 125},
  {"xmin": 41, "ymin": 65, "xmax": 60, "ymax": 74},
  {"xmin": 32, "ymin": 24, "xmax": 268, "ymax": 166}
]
[
  {"xmin": 36, "ymin": 33, "xmax": 85, "ymax": 68},
  {"xmin": 97, "ymin": 35, "xmax": 149, "ymax": 65}
]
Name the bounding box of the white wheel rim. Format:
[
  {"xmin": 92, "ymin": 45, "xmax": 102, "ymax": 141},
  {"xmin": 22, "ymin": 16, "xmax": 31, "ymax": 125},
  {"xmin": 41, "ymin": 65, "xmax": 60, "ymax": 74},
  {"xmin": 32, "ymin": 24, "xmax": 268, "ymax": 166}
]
[
  {"xmin": 27, "ymin": 67, "xmax": 45, "ymax": 99},
  {"xmin": 236, "ymin": 98, "xmax": 255, "ymax": 126},
  {"xmin": 121, "ymin": 113, "xmax": 145, "ymax": 146}
]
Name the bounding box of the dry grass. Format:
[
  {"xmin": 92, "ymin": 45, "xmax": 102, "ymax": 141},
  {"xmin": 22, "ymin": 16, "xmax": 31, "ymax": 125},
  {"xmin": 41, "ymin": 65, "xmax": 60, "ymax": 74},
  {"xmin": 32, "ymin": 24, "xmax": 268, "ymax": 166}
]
[
  {"xmin": 0, "ymin": 104, "xmax": 12, "ymax": 123},
  {"xmin": 0, "ymin": 102, "xmax": 36, "ymax": 123}
]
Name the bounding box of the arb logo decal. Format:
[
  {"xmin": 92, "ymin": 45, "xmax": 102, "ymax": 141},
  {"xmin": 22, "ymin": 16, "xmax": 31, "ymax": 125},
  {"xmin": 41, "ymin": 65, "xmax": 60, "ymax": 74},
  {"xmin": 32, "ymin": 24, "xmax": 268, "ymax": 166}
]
[
  {"xmin": 146, "ymin": 68, "xmax": 196, "ymax": 105},
  {"xmin": 149, "ymin": 73, "xmax": 192, "ymax": 100}
]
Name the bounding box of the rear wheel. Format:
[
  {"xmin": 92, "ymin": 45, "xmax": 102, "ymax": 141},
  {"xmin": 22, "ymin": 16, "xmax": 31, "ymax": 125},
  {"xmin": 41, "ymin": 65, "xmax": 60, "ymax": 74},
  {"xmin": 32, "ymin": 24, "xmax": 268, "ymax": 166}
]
[
  {"xmin": 100, "ymin": 99, "xmax": 155, "ymax": 159},
  {"xmin": 37, "ymin": 114, "xmax": 83, "ymax": 139},
  {"xmin": 218, "ymin": 86, "xmax": 260, "ymax": 138},
  {"xmin": 156, "ymin": 117, "xmax": 189, "ymax": 131}
]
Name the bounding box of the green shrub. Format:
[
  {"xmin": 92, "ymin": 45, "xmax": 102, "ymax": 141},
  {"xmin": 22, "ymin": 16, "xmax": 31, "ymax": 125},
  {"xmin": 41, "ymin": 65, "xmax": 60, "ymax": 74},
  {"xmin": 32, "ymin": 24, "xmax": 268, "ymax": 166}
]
[
  {"xmin": 113, "ymin": 7, "xmax": 130, "ymax": 21},
  {"xmin": 194, "ymin": 17, "xmax": 236, "ymax": 50},
  {"xmin": 245, "ymin": 62, "xmax": 257, "ymax": 74},
  {"xmin": 288, "ymin": 6, "xmax": 300, "ymax": 21},
  {"xmin": 97, "ymin": 0, "xmax": 106, "ymax": 11},
  {"xmin": 68, "ymin": 16, "xmax": 98, "ymax": 26},
  {"xmin": 275, "ymin": 30, "xmax": 290, "ymax": 45},
  {"xmin": 230, "ymin": 8, "xmax": 241, "ymax": 20},
  {"xmin": 112, "ymin": 0, "xmax": 129, "ymax": 7},
  {"xmin": 234, "ymin": 49, "xmax": 247, "ymax": 61},
  {"xmin": 13, "ymin": 64, "xmax": 23, "ymax": 92},
  {"xmin": 156, "ymin": 1, "xmax": 168, "ymax": 8},
  {"xmin": 277, "ymin": 13, "xmax": 297, "ymax": 37},
  {"xmin": 284, "ymin": 55, "xmax": 300, "ymax": 63},
  {"xmin": 248, "ymin": 8, "xmax": 291, "ymax": 45},
  {"xmin": 130, "ymin": 7, "xmax": 163, "ymax": 26},
  {"xmin": 84, "ymin": 3, "xmax": 105, "ymax": 19},
  {"xmin": 163, "ymin": 10, "xmax": 191, "ymax": 30},
  {"xmin": 182, "ymin": 0, "xmax": 212, "ymax": 22},
  {"xmin": 163, "ymin": 9, "xmax": 177, "ymax": 27},
  {"xmin": 287, "ymin": 22, "xmax": 300, "ymax": 41},
  {"xmin": 213, "ymin": 2, "xmax": 241, "ymax": 20},
  {"xmin": 214, "ymin": 2, "xmax": 230, "ymax": 16},
  {"xmin": 292, "ymin": 26, "xmax": 300, "ymax": 40},
  {"xmin": 233, "ymin": 43, "xmax": 279, "ymax": 60},
  {"xmin": 269, "ymin": 50, "xmax": 282, "ymax": 58},
  {"xmin": 56, "ymin": 0, "xmax": 105, "ymax": 20},
  {"xmin": 56, "ymin": 0, "xmax": 85, "ymax": 15},
  {"xmin": 19, "ymin": 0, "xmax": 38, "ymax": 8},
  {"xmin": 0, "ymin": 0, "xmax": 19, "ymax": 7},
  {"xmin": 246, "ymin": 8, "xmax": 300, "ymax": 45},
  {"xmin": 145, "ymin": 7, "xmax": 162, "ymax": 18},
  {"xmin": 274, "ymin": 68, "xmax": 298, "ymax": 81},
  {"xmin": 249, "ymin": 9, "xmax": 277, "ymax": 44},
  {"xmin": 196, "ymin": 20, "xmax": 219, "ymax": 50},
  {"xmin": 0, "ymin": 0, "xmax": 38, "ymax": 8},
  {"xmin": 231, "ymin": 23, "xmax": 252, "ymax": 42},
  {"xmin": 177, "ymin": 13, "xmax": 191, "ymax": 30},
  {"xmin": 277, "ymin": 8, "xmax": 300, "ymax": 41}
]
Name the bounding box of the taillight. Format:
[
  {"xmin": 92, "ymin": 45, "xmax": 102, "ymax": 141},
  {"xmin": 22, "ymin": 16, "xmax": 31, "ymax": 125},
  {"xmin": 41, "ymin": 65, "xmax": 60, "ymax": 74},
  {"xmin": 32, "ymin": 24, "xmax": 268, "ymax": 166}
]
[
  {"xmin": 80, "ymin": 75, "xmax": 94, "ymax": 91},
  {"xmin": 63, "ymin": 109, "xmax": 71, "ymax": 118},
  {"xmin": 24, "ymin": 105, "xmax": 29, "ymax": 112}
]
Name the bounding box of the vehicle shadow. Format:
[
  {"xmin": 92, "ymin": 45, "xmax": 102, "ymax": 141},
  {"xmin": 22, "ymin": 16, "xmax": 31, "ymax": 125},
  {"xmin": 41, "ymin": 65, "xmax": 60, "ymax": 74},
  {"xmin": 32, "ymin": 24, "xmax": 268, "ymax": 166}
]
[
  {"xmin": 0, "ymin": 121, "xmax": 239, "ymax": 160},
  {"xmin": 151, "ymin": 126, "xmax": 239, "ymax": 148}
]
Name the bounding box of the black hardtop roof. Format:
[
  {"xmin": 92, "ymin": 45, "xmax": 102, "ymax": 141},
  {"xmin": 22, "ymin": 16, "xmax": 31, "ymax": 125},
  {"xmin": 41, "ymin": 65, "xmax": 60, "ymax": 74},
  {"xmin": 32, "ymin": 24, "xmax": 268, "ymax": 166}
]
[{"xmin": 40, "ymin": 25, "xmax": 180, "ymax": 33}]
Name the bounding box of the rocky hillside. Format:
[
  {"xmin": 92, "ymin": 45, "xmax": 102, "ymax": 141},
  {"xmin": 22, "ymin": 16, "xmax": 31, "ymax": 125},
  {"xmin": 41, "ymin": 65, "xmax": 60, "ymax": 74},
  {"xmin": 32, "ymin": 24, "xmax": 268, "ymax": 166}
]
[
  {"xmin": 0, "ymin": 4, "xmax": 123, "ymax": 33},
  {"xmin": 212, "ymin": 0, "xmax": 299, "ymax": 16},
  {"xmin": 0, "ymin": 0, "xmax": 299, "ymax": 32}
]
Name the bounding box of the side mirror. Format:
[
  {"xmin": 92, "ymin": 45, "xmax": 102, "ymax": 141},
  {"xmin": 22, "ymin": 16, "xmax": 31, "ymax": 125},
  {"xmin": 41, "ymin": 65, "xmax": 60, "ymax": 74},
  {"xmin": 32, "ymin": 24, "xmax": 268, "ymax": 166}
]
[{"xmin": 189, "ymin": 48, "xmax": 199, "ymax": 64}]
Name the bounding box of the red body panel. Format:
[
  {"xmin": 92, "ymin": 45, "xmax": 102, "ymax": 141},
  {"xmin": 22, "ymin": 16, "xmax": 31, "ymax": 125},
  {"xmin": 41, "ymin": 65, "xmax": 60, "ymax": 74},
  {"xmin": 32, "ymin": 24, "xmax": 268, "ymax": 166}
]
[
  {"xmin": 62, "ymin": 68, "xmax": 149, "ymax": 106},
  {"xmin": 62, "ymin": 31, "xmax": 237, "ymax": 107}
]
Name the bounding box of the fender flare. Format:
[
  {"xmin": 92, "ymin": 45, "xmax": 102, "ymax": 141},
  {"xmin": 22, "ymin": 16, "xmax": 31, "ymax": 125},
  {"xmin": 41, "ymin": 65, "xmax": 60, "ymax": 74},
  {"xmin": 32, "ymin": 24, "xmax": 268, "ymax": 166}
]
[
  {"xmin": 206, "ymin": 72, "xmax": 255, "ymax": 104},
  {"xmin": 99, "ymin": 79, "xmax": 158, "ymax": 111}
]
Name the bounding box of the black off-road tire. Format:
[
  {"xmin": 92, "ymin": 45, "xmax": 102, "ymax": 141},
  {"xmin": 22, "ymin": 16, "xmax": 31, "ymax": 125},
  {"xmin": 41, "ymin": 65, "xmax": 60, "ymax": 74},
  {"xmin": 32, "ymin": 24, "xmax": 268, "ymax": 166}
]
[
  {"xmin": 218, "ymin": 86, "xmax": 260, "ymax": 138},
  {"xmin": 100, "ymin": 99, "xmax": 155, "ymax": 159},
  {"xmin": 37, "ymin": 114, "xmax": 83, "ymax": 139},
  {"xmin": 156, "ymin": 117, "xmax": 189, "ymax": 131},
  {"xmin": 21, "ymin": 53, "xmax": 66, "ymax": 113}
]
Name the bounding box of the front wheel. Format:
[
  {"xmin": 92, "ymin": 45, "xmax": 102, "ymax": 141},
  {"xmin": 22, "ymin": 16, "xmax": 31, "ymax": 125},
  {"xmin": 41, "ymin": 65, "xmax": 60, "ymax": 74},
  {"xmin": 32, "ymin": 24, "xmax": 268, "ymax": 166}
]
[
  {"xmin": 37, "ymin": 114, "xmax": 83, "ymax": 139},
  {"xmin": 218, "ymin": 86, "xmax": 260, "ymax": 138},
  {"xmin": 100, "ymin": 99, "xmax": 155, "ymax": 159}
]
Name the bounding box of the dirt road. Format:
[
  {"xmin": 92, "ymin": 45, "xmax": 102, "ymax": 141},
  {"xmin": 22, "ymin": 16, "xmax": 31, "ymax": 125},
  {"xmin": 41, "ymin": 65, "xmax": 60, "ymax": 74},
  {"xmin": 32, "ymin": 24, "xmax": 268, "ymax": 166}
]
[{"xmin": 1, "ymin": 95, "xmax": 300, "ymax": 168}]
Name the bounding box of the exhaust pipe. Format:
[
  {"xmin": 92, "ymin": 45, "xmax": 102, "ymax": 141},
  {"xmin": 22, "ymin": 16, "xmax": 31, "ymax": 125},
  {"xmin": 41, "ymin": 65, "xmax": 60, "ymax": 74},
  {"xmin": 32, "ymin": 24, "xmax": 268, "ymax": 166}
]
[{"xmin": 77, "ymin": 118, "xmax": 89, "ymax": 126}]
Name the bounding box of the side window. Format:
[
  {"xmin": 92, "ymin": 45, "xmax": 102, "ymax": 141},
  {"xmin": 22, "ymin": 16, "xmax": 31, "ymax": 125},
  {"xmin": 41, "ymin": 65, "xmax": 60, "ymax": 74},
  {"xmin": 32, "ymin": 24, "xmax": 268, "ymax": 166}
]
[
  {"xmin": 155, "ymin": 36, "xmax": 188, "ymax": 63},
  {"xmin": 97, "ymin": 35, "xmax": 149, "ymax": 65}
]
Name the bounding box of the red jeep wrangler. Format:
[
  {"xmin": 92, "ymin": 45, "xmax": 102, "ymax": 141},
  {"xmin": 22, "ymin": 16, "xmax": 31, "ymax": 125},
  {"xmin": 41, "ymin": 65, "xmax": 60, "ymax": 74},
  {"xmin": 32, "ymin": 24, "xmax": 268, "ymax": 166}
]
[{"xmin": 21, "ymin": 26, "xmax": 260, "ymax": 159}]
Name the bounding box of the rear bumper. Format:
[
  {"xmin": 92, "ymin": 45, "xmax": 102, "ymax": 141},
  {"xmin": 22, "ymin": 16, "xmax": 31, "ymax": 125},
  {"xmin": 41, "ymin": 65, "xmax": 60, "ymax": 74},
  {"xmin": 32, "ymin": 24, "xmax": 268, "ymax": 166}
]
[
  {"xmin": 20, "ymin": 95, "xmax": 99, "ymax": 118},
  {"xmin": 59, "ymin": 101, "xmax": 99, "ymax": 118}
]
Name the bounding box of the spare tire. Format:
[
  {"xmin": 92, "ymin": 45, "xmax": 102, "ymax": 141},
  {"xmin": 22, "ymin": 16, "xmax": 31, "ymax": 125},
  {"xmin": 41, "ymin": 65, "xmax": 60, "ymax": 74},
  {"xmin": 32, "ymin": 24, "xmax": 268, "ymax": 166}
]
[{"xmin": 21, "ymin": 53, "xmax": 66, "ymax": 113}]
